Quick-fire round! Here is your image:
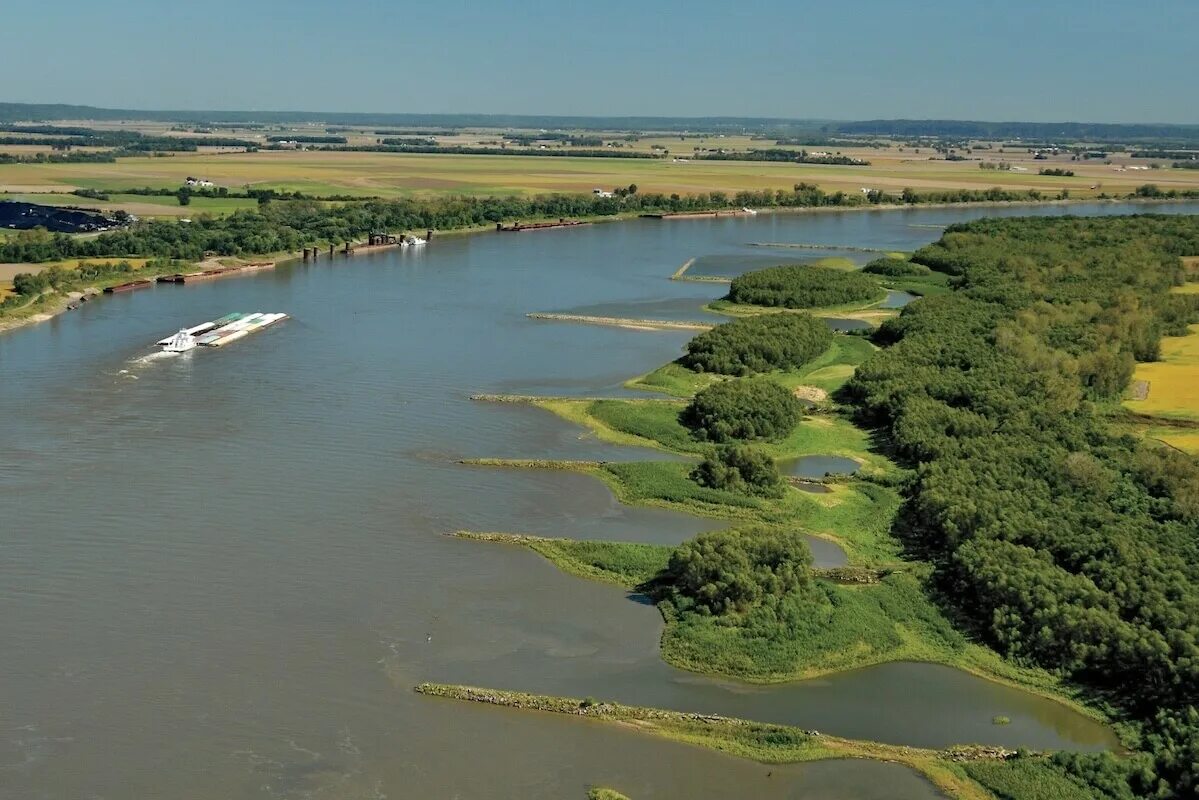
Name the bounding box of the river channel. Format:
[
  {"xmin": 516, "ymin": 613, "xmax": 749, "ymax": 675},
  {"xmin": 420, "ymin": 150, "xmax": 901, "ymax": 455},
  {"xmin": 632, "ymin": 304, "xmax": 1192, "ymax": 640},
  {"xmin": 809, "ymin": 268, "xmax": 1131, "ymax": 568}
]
[{"xmin": 4, "ymin": 202, "xmax": 1195, "ymax": 798}]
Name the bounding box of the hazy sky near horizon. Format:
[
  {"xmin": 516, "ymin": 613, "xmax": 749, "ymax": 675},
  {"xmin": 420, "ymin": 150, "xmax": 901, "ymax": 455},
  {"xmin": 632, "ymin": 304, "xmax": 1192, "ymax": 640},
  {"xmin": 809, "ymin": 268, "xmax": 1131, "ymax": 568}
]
[{"xmin": 4, "ymin": 0, "xmax": 1197, "ymax": 122}]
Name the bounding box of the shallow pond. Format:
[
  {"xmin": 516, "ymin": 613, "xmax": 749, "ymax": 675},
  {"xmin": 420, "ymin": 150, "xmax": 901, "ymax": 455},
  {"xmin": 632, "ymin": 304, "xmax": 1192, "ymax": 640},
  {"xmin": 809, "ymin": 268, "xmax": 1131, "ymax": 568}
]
[
  {"xmin": 806, "ymin": 535, "xmax": 849, "ymax": 568},
  {"xmin": 783, "ymin": 454, "xmax": 862, "ymax": 478},
  {"xmin": 881, "ymin": 289, "xmax": 918, "ymax": 308}
]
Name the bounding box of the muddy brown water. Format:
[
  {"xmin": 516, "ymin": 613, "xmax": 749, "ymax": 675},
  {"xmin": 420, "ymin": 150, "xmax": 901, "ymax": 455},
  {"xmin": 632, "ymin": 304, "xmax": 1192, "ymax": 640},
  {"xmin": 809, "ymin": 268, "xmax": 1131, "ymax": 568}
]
[{"xmin": 5, "ymin": 203, "xmax": 1185, "ymax": 798}]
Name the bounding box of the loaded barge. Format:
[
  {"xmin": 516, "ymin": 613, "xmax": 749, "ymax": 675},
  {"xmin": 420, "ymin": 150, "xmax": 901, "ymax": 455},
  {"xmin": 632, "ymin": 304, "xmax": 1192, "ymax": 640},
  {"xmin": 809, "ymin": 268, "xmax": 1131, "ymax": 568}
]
[
  {"xmin": 496, "ymin": 219, "xmax": 587, "ymax": 232},
  {"xmin": 640, "ymin": 209, "xmax": 755, "ymax": 220},
  {"xmin": 104, "ymin": 279, "xmax": 154, "ymax": 294},
  {"xmin": 156, "ymin": 262, "xmax": 274, "ymax": 284},
  {"xmin": 156, "ymin": 312, "xmax": 288, "ymax": 352}
]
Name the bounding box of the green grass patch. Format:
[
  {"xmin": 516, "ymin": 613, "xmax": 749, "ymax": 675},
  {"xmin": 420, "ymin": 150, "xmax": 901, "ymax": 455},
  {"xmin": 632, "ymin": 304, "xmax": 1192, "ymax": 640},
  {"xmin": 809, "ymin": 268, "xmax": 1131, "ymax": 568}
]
[
  {"xmin": 453, "ymin": 532, "xmax": 669, "ymax": 587},
  {"xmin": 882, "ymin": 272, "xmax": 954, "ymax": 297},
  {"xmin": 659, "ymin": 571, "xmax": 968, "ymax": 681},
  {"xmin": 963, "ymin": 759, "xmax": 1099, "ymax": 800},
  {"xmin": 625, "ymin": 359, "xmax": 723, "ymax": 397}
]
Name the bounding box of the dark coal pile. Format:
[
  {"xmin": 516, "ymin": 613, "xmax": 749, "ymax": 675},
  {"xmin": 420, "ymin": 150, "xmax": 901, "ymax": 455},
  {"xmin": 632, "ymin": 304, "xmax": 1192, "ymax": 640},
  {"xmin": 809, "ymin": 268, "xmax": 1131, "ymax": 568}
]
[{"xmin": 0, "ymin": 201, "xmax": 126, "ymax": 233}]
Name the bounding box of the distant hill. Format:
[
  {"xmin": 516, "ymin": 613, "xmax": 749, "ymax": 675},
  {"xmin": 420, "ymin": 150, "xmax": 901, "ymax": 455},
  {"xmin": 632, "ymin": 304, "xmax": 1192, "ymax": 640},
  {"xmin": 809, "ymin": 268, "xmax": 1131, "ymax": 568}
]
[
  {"xmin": 0, "ymin": 102, "xmax": 827, "ymax": 134},
  {"xmin": 1, "ymin": 102, "xmax": 1197, "ymax": 143},
  {"xmin": 833, "ymin": 118, "xmax": 1199, "ymax": 143}
]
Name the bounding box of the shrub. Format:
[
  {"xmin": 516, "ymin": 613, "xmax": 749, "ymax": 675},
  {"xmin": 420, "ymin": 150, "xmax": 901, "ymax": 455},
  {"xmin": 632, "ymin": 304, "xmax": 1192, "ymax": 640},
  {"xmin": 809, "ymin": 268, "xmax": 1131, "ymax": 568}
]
[
  {"xmin": 681, "ymin": 378, "xmax": 804, "ymax": 442},
  {"xmin": 727, "ymin": 265, "xmax": 881, "ymax": 308},
  {"xmin": 861, "ymin": 257, "xmax": 931, "ymax": 277},
  {"xmin": 691, "ymin": 445, "xmax": 784, "ymax": 497},
  {"xmin": 667, "ymin": 526, "xmax": 813, "ymax": 615},
  {"xmin": 683, "ymin": 313, "xmax": 832, "ymax": 375}
]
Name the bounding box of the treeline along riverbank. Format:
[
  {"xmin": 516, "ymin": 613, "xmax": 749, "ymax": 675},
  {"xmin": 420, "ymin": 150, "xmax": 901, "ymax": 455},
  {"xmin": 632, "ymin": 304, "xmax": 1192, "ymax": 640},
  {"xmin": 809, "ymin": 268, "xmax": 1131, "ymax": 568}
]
[{"xmin": 5, "ymin": 183, "xmax": 1198, "ymax": 268}]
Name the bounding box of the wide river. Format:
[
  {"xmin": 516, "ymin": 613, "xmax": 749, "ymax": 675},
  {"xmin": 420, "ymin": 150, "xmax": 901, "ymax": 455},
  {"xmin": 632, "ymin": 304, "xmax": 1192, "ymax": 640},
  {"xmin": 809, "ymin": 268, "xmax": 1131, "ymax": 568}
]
[{"xmin": 4, "ymin": 202, "xmax": 1197, "ymax": 799}]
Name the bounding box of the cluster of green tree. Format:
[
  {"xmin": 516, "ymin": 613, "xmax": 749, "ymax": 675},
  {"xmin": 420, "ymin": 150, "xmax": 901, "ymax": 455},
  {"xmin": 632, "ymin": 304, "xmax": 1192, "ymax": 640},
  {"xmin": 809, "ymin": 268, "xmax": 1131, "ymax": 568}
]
[
  {"xmin": 1174, "ymin": 161, "xmax": 1199, "ymax": 170},
  {"xmin": 681, "ymin": 378, "xmax": 804, "ymax": 443},
  {"xmin": 0, "ymin": 124, "xmax": 255, "ymax": 150},
  {"xmin": 727, "ymin": 265, "xmax": 881, "ymax": 309},
  {"xmin": 860, "ymin": 257, "xmax": 931, "ymax": 277},
  {"xmin": 682, "ymin": 313, "xmax": 831, "ymax": 376},
  {"xmin": 893, "ymin": 186, "xmax": 1056, "ymax": 204},
  {"xmin": 665, "ymin": 526, "xmax": 812, "ymax": 615},
  {"xmin": 1134, "ymin": 185, "xmax": 1199, "ymax": 199},
  {"xmin": 690, "ymin": 445, "xmax": 784, "ymax": 497},
  {"xmin": 0, "ymin": 151, "xmax": 117, "ymax": 164},
  {"xmin": 1133, "ymin": 151, "xmax": 1198, "ymax": 160},
  {"xmin": 265, "ymin": 135, "xmax": 347, "ymax": 144},
  {"xmin": 0, "ymin": 124, "xmax": 101, "ymax": 136},
  {"xmin": 504, "ymin": 132, "xmax": 573, "ymax": 144},
  {"xmin": 0, "ymin": 135, "xmax": 112, "ymax": 147},
  {"xmin": 844, "ymin": 214, "xmax": 1199, "ymax": 798},
  {"xmin": 71, "ymin": 186, "xmax": 380, "ymax": 202},
  {"xmin": 979, "ymin": 161, "xmax": 1012, "ymax": 170},
  {"xmin": 5, "ymin": 258, "xmax": 176, "ymax": 305},
  {"xmin": 698, "ymin": 148, "xmax": 869, "ymax": 166},
  {"xmin": 378, "ymin": 137, "xmax": 438, "ymax": 147},
  {"xmin": 773, "ymin": 136, "xmax": 889, "ymax": 148},
  {"xmin": 373, "ymin": 129, "xmax": 456, "ymax": 136},
  {"xmin": 1039, "ymin": 168, "xmax": 1076, "ymax": 176}
]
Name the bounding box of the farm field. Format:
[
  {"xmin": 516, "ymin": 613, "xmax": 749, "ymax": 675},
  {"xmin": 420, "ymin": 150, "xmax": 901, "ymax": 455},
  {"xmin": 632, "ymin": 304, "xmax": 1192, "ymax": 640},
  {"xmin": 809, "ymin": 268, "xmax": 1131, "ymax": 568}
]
[
  {"xmin": 3, "ymin": 146, "xmax": 1199, "ymax": 218},
  {"xmin": 1125, "ymin": 323, "xmax": 1199, "ymax": 423}
]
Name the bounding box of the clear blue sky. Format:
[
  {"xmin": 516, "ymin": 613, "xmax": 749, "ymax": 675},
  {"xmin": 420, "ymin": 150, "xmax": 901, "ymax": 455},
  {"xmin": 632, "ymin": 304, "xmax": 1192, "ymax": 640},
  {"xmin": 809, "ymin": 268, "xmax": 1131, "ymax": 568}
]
[{"xmin": 5, "ymin": 0, "xmax": 1196, "ymax": 122}]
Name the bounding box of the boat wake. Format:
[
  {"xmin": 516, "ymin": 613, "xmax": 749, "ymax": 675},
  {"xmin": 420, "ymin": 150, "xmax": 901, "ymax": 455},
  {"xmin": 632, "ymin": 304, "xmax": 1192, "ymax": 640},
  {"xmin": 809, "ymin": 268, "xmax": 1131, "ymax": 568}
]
[{"xmin": 127, "ymin": 350, "xmax": 182, "ymax": 367}]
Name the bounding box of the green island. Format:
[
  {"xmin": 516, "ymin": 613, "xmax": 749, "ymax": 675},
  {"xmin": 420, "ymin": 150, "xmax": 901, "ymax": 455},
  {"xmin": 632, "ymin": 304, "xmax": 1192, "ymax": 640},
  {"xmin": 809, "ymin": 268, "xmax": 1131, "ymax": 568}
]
[{"xmin": 445, "ymin": 214, "xmax": 1199, "ymax": 800}]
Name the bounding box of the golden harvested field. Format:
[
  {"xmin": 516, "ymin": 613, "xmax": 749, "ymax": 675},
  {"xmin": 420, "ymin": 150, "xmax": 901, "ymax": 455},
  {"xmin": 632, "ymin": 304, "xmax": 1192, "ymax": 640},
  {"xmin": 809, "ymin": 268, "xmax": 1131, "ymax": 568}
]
[
  {"xmin": 1149, "ymin": 430, "xmax": 1199, "ymax": 455},
  {"xmin": 1125, "ymin": 324, "xmax": 1199, "ymax": 422},
  {"xmin": 3, "ymin": 146, "xmax": 1198, "ymax": 217}
]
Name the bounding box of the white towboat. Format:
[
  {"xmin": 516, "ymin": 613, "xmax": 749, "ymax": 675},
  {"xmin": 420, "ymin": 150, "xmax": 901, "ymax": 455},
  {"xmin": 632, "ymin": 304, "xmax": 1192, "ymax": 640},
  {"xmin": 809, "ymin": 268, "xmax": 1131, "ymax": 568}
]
[
  {"xmin": 162, "ymin": 329, "xmax": 198, "ymax": 352},
  {"xmin": 156, "ymin": 312, "xmax": 287, "ymax": 351},
  {"xmin": 401, "ymin": 235, "xmax": 427, "ymax": 247}
]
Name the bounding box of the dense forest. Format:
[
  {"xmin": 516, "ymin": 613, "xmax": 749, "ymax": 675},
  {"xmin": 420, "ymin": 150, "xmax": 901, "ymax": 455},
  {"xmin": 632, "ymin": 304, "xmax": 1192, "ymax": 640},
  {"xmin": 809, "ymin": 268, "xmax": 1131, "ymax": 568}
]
[{"xmin": 844, "ymin": 215, "xmax": 1199, "ymax": 797}]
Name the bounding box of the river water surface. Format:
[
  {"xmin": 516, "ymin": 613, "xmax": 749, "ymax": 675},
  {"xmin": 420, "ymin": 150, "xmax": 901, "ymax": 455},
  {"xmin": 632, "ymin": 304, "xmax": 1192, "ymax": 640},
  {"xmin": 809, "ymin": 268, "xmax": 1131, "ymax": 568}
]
[{"xmin": 5, "ymin": 202, "xmax": 1194, "ymax": 799}]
